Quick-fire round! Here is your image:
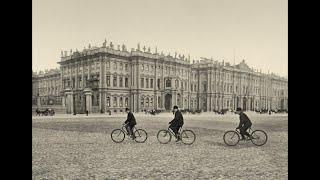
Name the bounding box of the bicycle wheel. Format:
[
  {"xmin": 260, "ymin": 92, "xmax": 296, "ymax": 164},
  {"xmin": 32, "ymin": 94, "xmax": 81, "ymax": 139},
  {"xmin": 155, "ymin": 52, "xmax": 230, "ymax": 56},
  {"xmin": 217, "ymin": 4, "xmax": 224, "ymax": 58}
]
[
  {"xmin": 223, "ymin": 131, "xmax": 240, "ymax": 146},
  {"xmin": 180, "ymin": 130, "xmax": 196, "ymax": 145},
  {"xmin": 111, "ymin": 129, "xmax": 125, "ymax": 143},
  {"xmin": 134, "ymin": 129, "xmax": 148, "ymax": 143},
  {"xmin": 157, "ymin": 130, "xmax": 171, "ymax": 144},
  {"xmin": 251, "ymin": 130, "xmax": 268, "ymax": 146}
]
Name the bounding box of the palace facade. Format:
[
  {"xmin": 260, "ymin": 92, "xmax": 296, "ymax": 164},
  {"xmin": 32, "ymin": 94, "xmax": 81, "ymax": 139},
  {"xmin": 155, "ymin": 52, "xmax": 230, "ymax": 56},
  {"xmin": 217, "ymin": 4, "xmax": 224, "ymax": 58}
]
[{"xmin": 32, "ymin": 40, "xmax": 288, "ymax": 114}]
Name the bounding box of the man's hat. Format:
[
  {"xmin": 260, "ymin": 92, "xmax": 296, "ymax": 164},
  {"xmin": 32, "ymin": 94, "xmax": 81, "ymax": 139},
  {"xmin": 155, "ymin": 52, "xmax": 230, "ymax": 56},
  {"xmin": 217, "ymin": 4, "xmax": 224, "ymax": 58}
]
[
  {"xmin": 125, "ymin": 108, "xmax": 130, "ymax": 111},
  {"xmin": 236, "ymin": 107, "xmax": 242, "ymax": 111},
  {"xmin": 173, "ymin": 105, "xmax": 179, "ymax": 109}
]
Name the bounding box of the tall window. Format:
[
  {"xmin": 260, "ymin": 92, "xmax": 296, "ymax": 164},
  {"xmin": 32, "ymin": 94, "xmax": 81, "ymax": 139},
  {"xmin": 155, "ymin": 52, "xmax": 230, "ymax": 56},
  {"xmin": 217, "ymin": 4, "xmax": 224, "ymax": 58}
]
[
  {"xmin": 113, "ymin": 75, "xmax": 117, "ymax": 87},
  {"xmin": 106, "ymin": 61, "xmax": 110, "ymax": 69},
  {"xmin": 176, "ymin": 80, "xmax": 179, "ymax": 88},
  {"xmin": 150, "ymin": 79, "xmax": 153, "ymax": 88},
  {"xmin": 125, "ymin": 64, "xmax": 128, "ymax": 71},
  {"xmin": 114, "ymin": 62, "xmax": 117, "ymax": 70},
  {"xmin": 147, "ymin": 65, "xmax": 149, "ymax": 71},
  {"xmin": 146, "ymin": 98, "xmax": 149, "ymax": 107},
  {"xmin": 120, "ymin": 63, "xmax": 123, "ymax": 70},
  {"xmin": 113, "ymin": 97, "xmax": 117, "ymax": 107},
  {"xmin": 146, "ymin": 78, "xmax": 149, "ymax": 88},
  {"xmin": 158, "ymin": 96, "xmax": 161, "ymax": 108},
  {"xmin": 141, "ymin": 78, "xmax": 144, "ymax": 88},
  {"xmin": 181, "ymin": 81, "xmax": 183, "ymax": 90},
  {"xmin": 119, "ymin": 97, "xmax": 123, "ymax": 107},
  {"xmin": 125, "ymin": 77, "xmax": 128, "ymax": 87},
  {"xmin": 157, "ymin": 79, "xmax": 160, "ymax": 89},
  {"xmin": 96, "ymin": 94, "xmax": 100, "ymax": 106},
  {"xmin": 141, "ymin": 98, "xmax": 144, "ymax": 107},
  {"xmin": 106, "ymin": 97, "xmax": 110, "ymax": 107},
  {"xmin": 166, "ymin": 79, "xmax": 171, "ymax": 87},
  {"xmin": 141, "ymin": 64, "xmax": 144, "ymax": 71},
  {"xmin": 185, "ymin": 82, "xmax": 187, "ymax": 91},
  {"xmin": 119, "ymin": 77, "xmax": 123, "ymax": 87},
  {"xmin": 150, "ymin": 98, "xmax": 153, "ymax": 107},
  {"xmin": 125, "ymin": 97, "xmax": 129, "ymax": 107},
  {"xmin": 106, "ymin": 76, "xmax": 110, "ymax": 86}
]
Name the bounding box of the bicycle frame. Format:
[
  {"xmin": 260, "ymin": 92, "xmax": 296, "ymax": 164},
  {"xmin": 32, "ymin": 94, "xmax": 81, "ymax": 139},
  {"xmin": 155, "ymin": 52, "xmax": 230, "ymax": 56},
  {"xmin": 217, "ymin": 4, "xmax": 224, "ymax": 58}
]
[
  {"xmin": 121, "ymin": 123, "xmax": 137, "ymax": 134},
  {"xmin": 235, "ymin": 127, "xmax": 253, "ymax": 134}
]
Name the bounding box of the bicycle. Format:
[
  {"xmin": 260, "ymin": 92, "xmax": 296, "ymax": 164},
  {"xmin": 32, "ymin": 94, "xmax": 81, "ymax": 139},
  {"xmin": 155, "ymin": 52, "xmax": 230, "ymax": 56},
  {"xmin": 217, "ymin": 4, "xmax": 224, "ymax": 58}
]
[
  {"xmin": 223, "ymin": 127, "xmax": 268, "ymax": 146},
  {"xmin": 157, "ymin": 127, "xmax": 196, "ymax": 145},
  {"xmin": 111, "ymin": 123, "xmax": 148, "ymax": 143}
]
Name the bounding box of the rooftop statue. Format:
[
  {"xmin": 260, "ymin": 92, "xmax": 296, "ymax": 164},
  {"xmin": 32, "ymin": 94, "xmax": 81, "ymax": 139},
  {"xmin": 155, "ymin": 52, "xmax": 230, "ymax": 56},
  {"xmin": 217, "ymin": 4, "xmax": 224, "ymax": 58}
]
[
  {"xmin": 117, "ymin": 45, "xmax": 120, "ymax": 50},
  {"xmin": 143, "ymin": 46, "xmax": 146, "ymax": 52},
  {"xmin": 175, "ymin": 52, "xmax": 177, "ymax": 58},
  {"xmin": 155, "ymin": 46, "xmax": 158, "ymax": 54},
  {"xmin": 122, "ymin": 44, "xmax": 126, "ymax": 51},
  {"xmin": 103, "ymin": 38, "xmax": 107, "ymax": 47},
  {"xmin": 110, "ymin": 42, "xmax": 114, "ymax": 49},
  {"xmin": 88, "ymin": 44, "xmax": 91, "ymax": 49},
  {"xmin": 137, "ymin": 43, "xmax": 140, "ymax": 51},
  {"xmin": 148, "ymin": 47, "xmax": 151, "ymax": 53}
]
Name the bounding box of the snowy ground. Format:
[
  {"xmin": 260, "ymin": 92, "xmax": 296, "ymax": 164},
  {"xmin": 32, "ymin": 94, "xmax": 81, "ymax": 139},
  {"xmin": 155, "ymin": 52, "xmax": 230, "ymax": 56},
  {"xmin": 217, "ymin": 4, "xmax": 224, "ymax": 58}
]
[{"xmin": 32, "ymin": 113, "xmax": 287, "ymax": 180}]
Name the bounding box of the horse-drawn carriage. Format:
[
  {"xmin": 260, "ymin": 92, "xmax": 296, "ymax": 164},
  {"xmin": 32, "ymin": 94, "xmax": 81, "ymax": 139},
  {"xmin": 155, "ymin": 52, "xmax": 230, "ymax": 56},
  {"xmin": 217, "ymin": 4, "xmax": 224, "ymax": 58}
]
[{"xmin": 35, "ymin": 108, "xmax": 55, "ymax": 116}]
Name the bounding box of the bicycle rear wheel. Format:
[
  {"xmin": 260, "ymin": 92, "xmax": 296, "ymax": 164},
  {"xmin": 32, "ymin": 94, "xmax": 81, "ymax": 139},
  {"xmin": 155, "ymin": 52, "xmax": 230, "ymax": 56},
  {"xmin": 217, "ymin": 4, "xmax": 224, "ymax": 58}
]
[
  {"xmin": 181, "ymin": 130, "xmax": 196, "ymax": 145},
  {"xmin": 134, "ymin": 129, "xmax": 148, "ymax": 143},
  {"xmin": 223, "ymin": 131, "xmax": 240, "ymax": 146},
  {"xmin": 111, "ymin": 129, "xmax": 125, "ymax": 143},
  {"xmin": 251, "ymin": 130, "xmax": 268, "ymax": 146},
  {"xmin": 157, "ymin": 130, "xmax": 171, "ymax": 144}
]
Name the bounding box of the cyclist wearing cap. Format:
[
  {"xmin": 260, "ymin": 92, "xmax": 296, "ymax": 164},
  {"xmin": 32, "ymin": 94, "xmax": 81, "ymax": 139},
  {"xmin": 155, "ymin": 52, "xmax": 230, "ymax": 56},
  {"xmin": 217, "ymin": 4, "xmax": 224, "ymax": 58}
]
[
  {"xmin": 124, "ymin": 108, "xmax": 137, "ymax": 139},
  {"xmin": 235, "ymin": 107, "xmax": 253, "ymax": 140},
  {"xmin": 169, "ymin": 105, "xmax": 184, "ymax": 142}
]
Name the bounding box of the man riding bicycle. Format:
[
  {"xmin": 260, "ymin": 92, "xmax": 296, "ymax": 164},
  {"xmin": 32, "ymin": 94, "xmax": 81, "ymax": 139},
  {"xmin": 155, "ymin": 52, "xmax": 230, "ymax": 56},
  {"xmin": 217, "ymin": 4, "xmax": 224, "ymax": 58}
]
[
  {"xmin": 169, "ymin": 105, "xmax": 184, "ymax": 142},
  {"xmin": 235, "ymin": 107, "xmax": 253, "ymax": 140},
  {"xmin": 124, "ymin": 108, "xmax": 137, "ymax": 139}
]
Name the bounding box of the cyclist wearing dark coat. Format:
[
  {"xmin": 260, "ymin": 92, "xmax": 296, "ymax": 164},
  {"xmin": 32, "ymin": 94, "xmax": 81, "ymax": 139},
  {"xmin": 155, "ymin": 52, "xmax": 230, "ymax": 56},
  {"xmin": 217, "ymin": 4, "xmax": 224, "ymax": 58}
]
[
  {"xmin": 124, "ymin": 108, "xmax": 136, "ymax": 138},
  {"xmin": 235, "ymin": 107, "xmax": 252, "ymax": 140},
  {"xmin": 169, "ymin": 105, "xmax": 184, "ymax": 141}
]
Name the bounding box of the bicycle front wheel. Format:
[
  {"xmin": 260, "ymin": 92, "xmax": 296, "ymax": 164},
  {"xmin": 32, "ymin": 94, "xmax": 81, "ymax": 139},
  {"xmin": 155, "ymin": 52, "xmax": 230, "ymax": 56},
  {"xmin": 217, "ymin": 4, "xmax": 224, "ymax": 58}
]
[
  {"xmin": 134, "ymin": 129, "xmax": 148, "ymax": 143},
  {"xmin": 181, "ymin": 130, "xmax": 196, "ymax": 145},
  {"xmin": 157, "ymin": 130, "xmax": 171, "ymax": 144},
  {"xmin": 251, "ymin": 130, "xmax": 268, "ymax": 146},
  {"xmin": 223, "ymin": 131, "xmax": 240, "ymax": 146},
  {"xmin": 111, "ymin": 129, "xmax": 125, "ymax": 143}
]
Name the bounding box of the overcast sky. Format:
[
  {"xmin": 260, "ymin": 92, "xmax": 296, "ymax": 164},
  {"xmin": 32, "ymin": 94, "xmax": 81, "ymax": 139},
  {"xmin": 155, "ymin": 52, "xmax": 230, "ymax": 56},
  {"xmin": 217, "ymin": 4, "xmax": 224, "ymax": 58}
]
[{"xmin": 32, "ymin": 0, "xmax": 287, "ymax": 76}]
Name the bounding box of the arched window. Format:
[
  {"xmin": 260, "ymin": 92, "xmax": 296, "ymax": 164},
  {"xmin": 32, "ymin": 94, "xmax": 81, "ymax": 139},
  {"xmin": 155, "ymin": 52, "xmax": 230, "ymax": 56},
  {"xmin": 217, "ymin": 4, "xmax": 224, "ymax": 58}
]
[
  {"xmin": 106, "ymin": 97, "xmax": 110, "ymax": 107},
  {"xmin": 119, "ymin": 97, "xmax": 123, "ymax": 107},
  {"xmin": 146, "ymin": 98, "xmax": 149, "ymax": 107},
  {"xmin": 113, "ymin": 97, "xmax": 117, "ymax": 107},
  {"xmin": 150, "ymin": 98, "xmax": 153, "ymax": 107},
  {"xmin": 125, "ymin": 97, "xmax": 129, "ymax": 107}
]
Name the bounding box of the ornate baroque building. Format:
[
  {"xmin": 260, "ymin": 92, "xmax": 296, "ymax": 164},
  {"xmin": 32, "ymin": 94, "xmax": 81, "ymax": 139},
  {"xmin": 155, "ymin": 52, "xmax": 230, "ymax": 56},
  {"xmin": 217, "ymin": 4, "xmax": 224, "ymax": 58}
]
[{"xmin": 32, "ymin": 40, "xmax": 288, "ymax": 114}]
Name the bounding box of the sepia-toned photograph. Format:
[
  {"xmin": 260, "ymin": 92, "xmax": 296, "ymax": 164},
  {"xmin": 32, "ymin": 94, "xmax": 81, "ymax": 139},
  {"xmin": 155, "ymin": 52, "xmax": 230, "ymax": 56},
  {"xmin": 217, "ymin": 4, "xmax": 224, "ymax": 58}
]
[{"xmin": 32, "ymin": 0, "xmax": 288, "ymax": 179}]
